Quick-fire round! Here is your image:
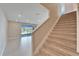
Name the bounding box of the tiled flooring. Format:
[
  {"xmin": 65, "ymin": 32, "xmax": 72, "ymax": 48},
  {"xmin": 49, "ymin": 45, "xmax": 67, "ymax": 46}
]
[{"xmin": 3, "ymin": 36, "xmax": 32, "ymax": 56}]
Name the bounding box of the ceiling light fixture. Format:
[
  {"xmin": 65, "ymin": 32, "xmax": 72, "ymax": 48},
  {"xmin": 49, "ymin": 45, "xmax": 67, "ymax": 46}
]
[{"xmin": 18, "ymin": 14, "xmax": 22, "ymax": 17}]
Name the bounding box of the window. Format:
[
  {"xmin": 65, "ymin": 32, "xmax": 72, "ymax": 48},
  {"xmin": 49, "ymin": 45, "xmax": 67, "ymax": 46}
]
[{"xmin": 21, "ymin": 24, "xmax": 33, "ymax": 36}]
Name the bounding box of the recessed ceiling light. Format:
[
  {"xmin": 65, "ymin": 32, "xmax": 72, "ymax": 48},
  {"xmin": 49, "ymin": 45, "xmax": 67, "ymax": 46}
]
[{"xmin": 18, "ymin": 14, "xmax": 22, "ymax": 17}]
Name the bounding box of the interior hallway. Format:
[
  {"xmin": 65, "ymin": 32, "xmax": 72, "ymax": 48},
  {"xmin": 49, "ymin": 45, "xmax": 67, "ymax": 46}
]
[
  {"xmin": 3, "ymin": 21, "xmax": 32, "ymax": 56},
  {"xmin": 36, "ymin": 12, "xmax": 79, "ymax": 56}
]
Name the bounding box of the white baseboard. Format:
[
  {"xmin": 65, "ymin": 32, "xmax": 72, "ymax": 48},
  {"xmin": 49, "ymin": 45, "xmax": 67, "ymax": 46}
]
[{"xmin": 34, "ymin": 16, "xmax": 61, "ymax": 55}]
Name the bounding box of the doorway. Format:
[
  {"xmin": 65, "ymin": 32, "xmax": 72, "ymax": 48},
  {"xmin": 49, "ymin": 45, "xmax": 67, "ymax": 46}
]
[{"xmin": 20, "ymin": 24, "xmax": 33, "ymax": 56}]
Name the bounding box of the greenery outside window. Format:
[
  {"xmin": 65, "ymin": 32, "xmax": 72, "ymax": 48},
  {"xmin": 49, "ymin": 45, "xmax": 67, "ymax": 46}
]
[{"xmin": 21, "ymin": 25, "xmax": 33, "ymax": 35}]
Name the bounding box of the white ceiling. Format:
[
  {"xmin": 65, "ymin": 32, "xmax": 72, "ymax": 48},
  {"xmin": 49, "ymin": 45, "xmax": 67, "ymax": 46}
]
[{"xmin": 0, "ymin": 3, "xmax": 49, "ymax": 24}]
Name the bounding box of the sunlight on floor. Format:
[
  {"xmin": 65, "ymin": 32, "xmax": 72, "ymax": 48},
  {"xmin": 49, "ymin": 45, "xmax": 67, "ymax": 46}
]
[
  {"xmin": 20, "ymin": 36, "xmax": 32, "ymax": 56},
  {"xmin": 3, "ymin": 35, "xmax": 32, "ymax": 56}
]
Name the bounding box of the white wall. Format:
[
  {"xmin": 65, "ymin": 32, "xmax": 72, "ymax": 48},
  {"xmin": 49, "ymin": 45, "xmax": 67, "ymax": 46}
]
[
  {"xmin": 64, "ymin": 3, "xmax": 77, "ymax": 14},
  {"xmin": 0, "ymin": 9, "xmax": 7, "ymax": 55},
  {"xmin": 58, "ymin": 3, "xmax": 77, "ymax": 15},
  {"xmin": 58, "ymin": 3, "xmax": 65, "ymax": 15}
]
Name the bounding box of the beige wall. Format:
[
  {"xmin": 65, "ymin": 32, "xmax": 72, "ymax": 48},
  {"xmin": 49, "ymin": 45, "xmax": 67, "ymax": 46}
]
[
  {"xmin": 32, "ymin": 3, "xmax": 61, "ymax": 54},
  {"xmin": 8, "ymin": 21, "xmax": 21, "ymax": 40}
]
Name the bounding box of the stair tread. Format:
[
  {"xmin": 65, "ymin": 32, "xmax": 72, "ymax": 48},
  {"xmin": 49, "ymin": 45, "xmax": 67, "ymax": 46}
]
[
  {"xmin": 47, "ymin": 36, "xmax": 76, "ymax": 49},
  {"xmin": 52, "ymin": 30, "xmax": 76, "ymax": 33},
  {"xmin": 40, "ymin": 46, "xmax": 67, "ymax": 56},
  {"xmin": 55, "ymin": 25, "xmax": 76, "ymax": 27},
  {"xmin": 49, "ymin": 34, "xmax": 76, "ymax": 40},
  {"xmin": 53, "ymin": 28, "xmax": 76, "ymax": 30},
  {"xmin": 51, "ymin": 31, "xmax": 76, "ymax": 34},
  {"xmin": 54, "ymin": 27, "xmax": 76, "ymax": 29},
  {"xmin": 44, "ymin": 40, "xmax": 78, "ymax": 55},
  {"xmin": 36, "ymin": 12, "xmax": 77, "ymax": 56}
]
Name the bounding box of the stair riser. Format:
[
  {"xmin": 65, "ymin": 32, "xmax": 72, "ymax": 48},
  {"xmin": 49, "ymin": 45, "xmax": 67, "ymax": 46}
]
[
  {"xmin": 44, "ymin": 42, "xmax": 77, "ymax": 55},
  {"xmin": 46, "ymin": 38, "xmax": 76, "ymax": 49},
  {"xmin": 36, "ymin": 12, "xmax": 77, "ymax": 56}
]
